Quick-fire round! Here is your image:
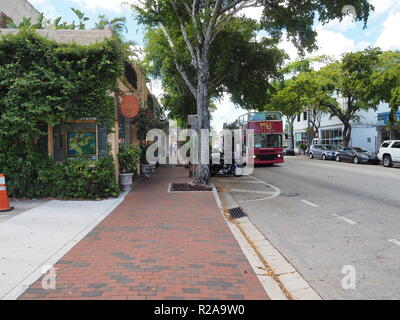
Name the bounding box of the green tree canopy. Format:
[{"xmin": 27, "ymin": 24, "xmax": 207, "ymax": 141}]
[
  {"xmin": 133, "ymin": 0, "xmax": 373, "ymax": 185},
  {"xmin": 270, "ymin": 48, "xmax": 383, "ymax": 147},
  {"xmin": 369, "ymin": 51, "xmax": 400, "ymax": 138},
  {"xmin": 143, "ymin": 17, "xmax": 286, "ymax": 122}
]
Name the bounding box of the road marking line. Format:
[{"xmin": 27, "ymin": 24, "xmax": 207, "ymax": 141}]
[
  {"xmin": 235, "ymin": 176, "xmax": 281, "ymax": 203},
  {"xmin": 218, "ymin": 180, "xmax": 263, "ymax": 184},
  {"xmin": 229, "ymin": 189, "xmax": 276, "ymax": 195},
  {"xmin": 389, "ymin": 239, "xmax": 400, "ymax": 246},
  {"xmin": 301, "ymin": 200, "xmax": 319, "ymax": 208},
  {"xmin": 337, "ymin": 216, "xmax": 357, "ymax": 225}
]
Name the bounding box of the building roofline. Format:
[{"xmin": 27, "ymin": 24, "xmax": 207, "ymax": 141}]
[
  {"xmin": 0, "ymin": 28, "xmax": 113, "ymax": 45},
  {"xmin": 25, "ymin": 0, "xmax": 41, "ymax": 16}
]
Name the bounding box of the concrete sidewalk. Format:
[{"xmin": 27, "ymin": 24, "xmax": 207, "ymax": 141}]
[{"xmin": 17, "ymin": 166, "xmax": 268, "ymax": 300}]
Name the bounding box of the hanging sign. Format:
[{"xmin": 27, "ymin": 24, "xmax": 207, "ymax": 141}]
[{"xmin": 120, "ymin": 95, "xmax": 140, "ymax": 119}]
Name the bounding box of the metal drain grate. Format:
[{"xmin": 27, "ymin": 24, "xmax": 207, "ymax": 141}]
[
  {"xmin": 229, "ymin": 207, "xmax": 247, "ymax": 219},
  {"xmin": 170, "ymin": 183, "xmax": 212, "ymax": 192}
]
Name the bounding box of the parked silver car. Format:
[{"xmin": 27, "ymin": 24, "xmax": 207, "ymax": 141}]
[{"xmin": 309, "ymin": 144, "xmax": 338, "ymax": 160}]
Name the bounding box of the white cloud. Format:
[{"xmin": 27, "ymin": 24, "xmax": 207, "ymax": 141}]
[
  {"xmin": 312, "ymin": 27, "xmax": 356, "ymax": 58},
  {"xmin": 69, "ymin": 0, "xmax": 138, "ymax": 13},
  {"xmin": 278, "ymin": 36, "xmax": 299, "ymax": 61},
  {"xmin": 240, "ymin": 6, "xmax": 263, "ymax": 21},
  {"xmin": 29, "ymin": 0, "xmax": 59, "ymax": 20},
  {"xmin": 278, "ymin": 27, "xmax": 358, "ymax": 63},
  {"xmin": 211, "ymin": 94, "xmax": 246, "ymax": 132},
  {"xmin": 370, "ymin": 0, "xmax": 400, "ymax": 17},
  {"xmin": 131, "ymin": 45, "xmax": 144, "ymax": 60},
  {"xmin": 147, "ymin": 79, "xmax": 164, "ymax": 101},
  {"xmin": 375, "ymin": 11, "xmax": 400, "ymax": 50},
  {"xmin": 321, "ymin": 15, "xmax": 356, "ymax": 33}
]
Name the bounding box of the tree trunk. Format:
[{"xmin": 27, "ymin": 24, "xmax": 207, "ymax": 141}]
[
  {"xmin": 192, "ymin": 58, "xmax": 211, "ymax": 186},
  {"xmin": 289, "ymin": 117, "xmax": 295, "ymax": 149},
  {"xmin": 388, "ymin": 105, "xmax": 398, "ymax": 140},
  {"xmin": 342, "ymin": 122, "xmax": 352, "ymax": 147}
]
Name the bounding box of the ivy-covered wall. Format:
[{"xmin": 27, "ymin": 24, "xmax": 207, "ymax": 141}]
[{"xmin": 0, "ymin": 30, "xmax": 124, "ymax": 198}]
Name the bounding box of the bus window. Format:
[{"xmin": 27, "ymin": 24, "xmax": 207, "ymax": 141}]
[{"xmin": 249, "ymin": 112, "xmax": 282, "ymax": 121}]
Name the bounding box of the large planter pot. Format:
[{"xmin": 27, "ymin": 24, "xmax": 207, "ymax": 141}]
[{"xmin": 120, "ymin": 173, "xmax": 134, "ymax": 192}]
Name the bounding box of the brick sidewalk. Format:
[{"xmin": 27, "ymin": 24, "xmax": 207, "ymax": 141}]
[{"xmin": 18, "ymin": 166, "xmax": 268, "ymax": 300}]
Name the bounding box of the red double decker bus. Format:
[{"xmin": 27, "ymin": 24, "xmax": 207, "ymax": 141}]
[{"xmin": 237, "ymin": 111, "xmax": 284, "ymax": 165}]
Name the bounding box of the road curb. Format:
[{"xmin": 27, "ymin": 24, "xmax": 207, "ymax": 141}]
[
  {"xmin": 212, "ymin": 186, "xmax": 322, "ymax": 300},
  {"xmin": 212, "ymin": 185, "xmax": 287, "ymax": 300}
]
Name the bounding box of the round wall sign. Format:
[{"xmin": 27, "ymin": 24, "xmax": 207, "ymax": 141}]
[{"xmin": 120, "ymin": 95, "xmax": 140, "ymax": 119}]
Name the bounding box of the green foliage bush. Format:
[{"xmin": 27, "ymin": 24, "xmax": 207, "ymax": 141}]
[
  {"xmin": 0, "ymin": 30, "xmax": 124, "ymax": 199},
  {"xmin": 118, "ymin": 145, "xmax": 141, "ymax": 173},
  {"xmin": 35, "ymin": 156, "xmax": 119, "ymax": 199}
]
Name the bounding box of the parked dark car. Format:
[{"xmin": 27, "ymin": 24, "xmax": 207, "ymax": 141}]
[
  {"xmin": 335, "ymin": 147, "xmax": 379, "ymax": 164},
  {"xmin": 309, "ymin": 144, "xmax": 338, "ymax": 160},
  {"xmin": 283, "ymin": 146, "xmax": 295, "ymax": 156}
]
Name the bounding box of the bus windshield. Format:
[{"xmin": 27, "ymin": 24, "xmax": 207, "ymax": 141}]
[
  {"xmin": 248, "ymin": 112, "xmax": 282, "ymax": 121},
  {"xmin": 254, "ymin": 134, "xmax": 282, "ymax": 149}
]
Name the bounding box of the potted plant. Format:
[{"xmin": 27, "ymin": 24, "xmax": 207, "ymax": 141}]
[{"xmin": 118, "ymin": 145, "xmax": 141, "ymax": 192}]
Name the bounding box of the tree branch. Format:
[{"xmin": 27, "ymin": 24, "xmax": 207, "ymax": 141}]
[
  {"xmin": 170, "ymin": 0, "xmax": 199, "ymax": 70},
  {"xmin": 158, "ymin": 21, "xmax": 197, "ymax": 98}
]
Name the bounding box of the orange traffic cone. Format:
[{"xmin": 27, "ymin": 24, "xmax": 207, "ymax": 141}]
[{"xmin": 0, "ymin": 174, "xmax": 14, "ymax": 212}]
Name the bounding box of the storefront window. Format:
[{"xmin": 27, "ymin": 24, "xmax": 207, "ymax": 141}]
[
  {"xmin": 295, "ymin": 132, "xmax": 307, "ymax": 147},
  {"xmin": 321, "ymin": 128, "xmax": 343, "ymax": 146},
  {"xmin": 53, "ymin": 121, "xmax": 104, "ymax": 161}
]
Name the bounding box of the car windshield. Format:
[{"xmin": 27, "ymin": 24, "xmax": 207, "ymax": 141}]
[
  {"xmin": 254, "ymin": 134, "xmax": 282, "ymax": 148},
  {"xmin": 353, "ymin": 147, "xmax": 370, "ymax": 153}
]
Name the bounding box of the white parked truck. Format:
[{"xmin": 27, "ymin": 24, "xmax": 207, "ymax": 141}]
[{"xmin": 378, "ymin": 140, "xmax": 400, "ymax": 167}]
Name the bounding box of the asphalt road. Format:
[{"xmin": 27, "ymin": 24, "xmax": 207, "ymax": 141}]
[{"xmin": 213, "ymin": 156, "xmax": 400, "ymax": 300}]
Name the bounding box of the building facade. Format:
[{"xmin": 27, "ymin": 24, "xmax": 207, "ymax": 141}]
[
  {"xmin": 0, "ymin": 27, "xmax": 161, "ymax": 179},
  {"xmin": 0, "ymin": 0, "xmax": 40, "ymax": 27}
]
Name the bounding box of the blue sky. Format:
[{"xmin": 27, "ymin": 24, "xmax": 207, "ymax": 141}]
[{"xmin": 29, "ymin": 0, "xmax": 400, "ymax": 130}]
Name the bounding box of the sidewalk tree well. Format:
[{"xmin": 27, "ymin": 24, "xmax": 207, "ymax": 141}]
[
  {"xmin": 132, "ymin": 0, "xmax": 373, "ymax": 186},
  {"xmin": 0, "ymin": 30, "xmax": 125, "ymax": 198}
]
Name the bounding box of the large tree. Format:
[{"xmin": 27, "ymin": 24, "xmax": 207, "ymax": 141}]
[
  {"xmin": 370, "ymin": 51, "xmax": 400, "ymax": 139},
  {"xmin": 133, "ymin": 0, "xmax": 373, "ymax": 185},
  {"xmin": 143, "ymin": 17, "xmax": 285, "ymax": 123},
  {"xmin": 275, "ymin": 48, "xmax": 382, "ymax": 147},
  {"xmin": 269, "ymin": 57, "xmax": 330, "ymax": 149}
]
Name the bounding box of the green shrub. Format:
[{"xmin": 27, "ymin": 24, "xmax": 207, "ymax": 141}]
[{"xmin": 34, "ymin": 156, "xmax": 119, "ymax": 199}]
